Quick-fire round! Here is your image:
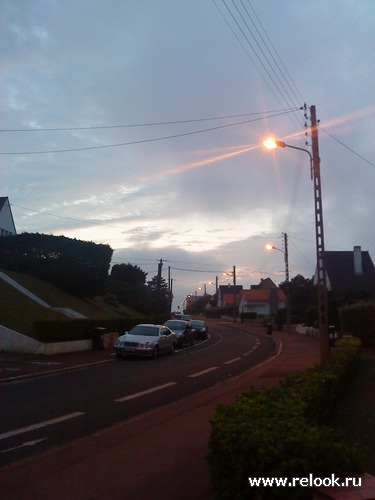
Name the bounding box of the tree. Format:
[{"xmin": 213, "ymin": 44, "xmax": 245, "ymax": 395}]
[
  {"xmin": 111, "ymin": 263, "xmax": 147, "ymax": 285},
  {"xmin": 147, "ymin": 275, "xmax": 171, "ymax": 323},
  {"xmin": 279, "ymin": 274, "xmax": 316, "ymax": 324}
]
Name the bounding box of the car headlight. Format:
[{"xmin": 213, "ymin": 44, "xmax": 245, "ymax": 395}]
[{"xmin": 138, "ymin": 342, "xmax": 152, "ymax": 349}]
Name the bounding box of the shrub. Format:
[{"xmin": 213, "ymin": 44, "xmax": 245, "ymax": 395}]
[
  {"xmin": 207, "ymin": 337, "xmax": 362, "ymax": 499},
  {"xmin": 339, "ymin": 301, "xmax": 375, "ymax": 346}
]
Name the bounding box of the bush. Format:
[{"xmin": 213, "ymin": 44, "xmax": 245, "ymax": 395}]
[
  {"xmin": 339, "ymin": 301, "xmax": 375, "ymax": 346},
  {"xmin": 207, "ymin": 337, "xmax": 363, "ymax": 499}
]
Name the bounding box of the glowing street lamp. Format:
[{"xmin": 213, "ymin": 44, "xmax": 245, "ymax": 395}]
[{"xmin": 262, "ymin": 105, "xmax": 329, "ymax": 362}]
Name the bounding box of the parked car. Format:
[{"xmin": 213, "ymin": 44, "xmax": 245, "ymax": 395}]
[
  {"xmin": 114, "ymin": 324, "xmax": 176, "ymax": 359},
  {"xmin": 191, "ymin": 319, "xmax": 208, "ymax": 340},
  {"xmin": 180, "ymin": 314, "xmax": 191, "ymax": 321},
  {"xmin": 164, "ymin": 319, "xmax": 195, "ymax": 349}
]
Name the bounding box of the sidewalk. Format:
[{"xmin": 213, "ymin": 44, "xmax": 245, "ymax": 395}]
[{"xmin": 1, "ymin": 322, "xmax": 373, "ymax": 499}]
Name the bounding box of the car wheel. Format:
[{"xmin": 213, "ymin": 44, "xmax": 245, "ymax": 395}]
[
  {"xmin": 115, "ymin": 353, "xmax": 124, "ymax": 359},
  {"xmin": 169, "ymin": 342, "xmax": 176, "ymax": 355},
  {"xmin": 151, "ymin": 346, "xmax": 159, "ymax": 359},
  {"xmin": 190, "ymin": 336, "xmax": 195, "ymax": 347}
]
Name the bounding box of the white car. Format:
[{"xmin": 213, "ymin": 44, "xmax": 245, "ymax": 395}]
[{"xmin": 114, "ymin": 324, "xmax": 176, "ymax": 359}]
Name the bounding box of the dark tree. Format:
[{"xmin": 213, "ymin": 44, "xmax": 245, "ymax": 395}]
[{"xmin": 111, "ymin": 263, "xmax": 147, "ymax": 285}]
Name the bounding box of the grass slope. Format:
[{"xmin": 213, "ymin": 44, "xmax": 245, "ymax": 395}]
[{"xmin": 0, "ymin": 269, "xmax": 143, "ymax": 336}]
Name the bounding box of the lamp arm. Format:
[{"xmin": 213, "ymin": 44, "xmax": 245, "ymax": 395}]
[{"xmin": 284, "ymin": 144, "xmax": 313, "ymax": 179}]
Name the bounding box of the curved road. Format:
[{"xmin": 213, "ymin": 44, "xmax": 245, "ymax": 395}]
[{"xmin": 0, "ymin": 322, "xmax": 276, "ymax": 466}]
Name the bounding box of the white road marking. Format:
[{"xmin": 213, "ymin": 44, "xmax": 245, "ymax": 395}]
[
  {"xmin": 32, "ymin": 361, "xmax": 61, "ymax": 366},
  {"xmin": 115, "ymin": 382, "xmax": 176, "ymax": 402},
  {"xmin": 1, "ymin": 438, "xmax": 46, "ymax": 454},
  {"xmin": 189, "ymin": 367, "xmax": 219, "ymax": 378},
  {"xmin": 0, "ymin": 412, "xmax": 85, "ymax": 441},
  {"xmin": 224, "ymin": 357, "xmax": 242, "ymax": 365}
]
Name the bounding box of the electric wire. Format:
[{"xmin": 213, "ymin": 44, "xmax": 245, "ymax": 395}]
[
  {"xmin": 213, "ymin": 0, "xmax": 305, "ymax": 129},
  {"xmin": 320, "ymin": 127, "xmax": 375, "ymax": 168},
  {"xmin": 0, "ymin": 109, "xmax": 294, "ymax": 133},
  {"xmin": 0, "ymin": 109, "xmax": 297, "ymax": 155}
]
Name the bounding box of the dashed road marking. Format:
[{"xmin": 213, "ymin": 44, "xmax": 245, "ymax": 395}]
[
  {"xmin": 189, "ymin": 367, "xmax": 219, "ymax": 378},
  {"xmin": 0, "ymin": 412, "xmax": 85, "ymax": 441},
  {"xmin": 115, "ymin": 382, "xmax": 176, "ymax": 402},
  {"xmin": 224, "ymin": 357, "xmax": 242, "ymax": 365}
]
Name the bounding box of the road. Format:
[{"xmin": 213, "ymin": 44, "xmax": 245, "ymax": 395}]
[{"xmin": 1, "ymin": 322, "xmax": 276, "ymax": 467}]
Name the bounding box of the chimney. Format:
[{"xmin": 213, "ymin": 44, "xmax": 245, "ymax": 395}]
[{"xmin": 353, "ymin": 246, "xmax": 363, "ymax": 275}]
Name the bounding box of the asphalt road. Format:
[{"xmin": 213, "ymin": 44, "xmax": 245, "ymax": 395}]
[{"xmin": 1, "ymin": 323, "xmax": 276, "ymax": 467}]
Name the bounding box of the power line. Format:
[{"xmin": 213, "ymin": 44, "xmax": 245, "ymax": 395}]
[
  {"xmin": 0, "ymin": 109, "xmax": 294, "ymax": 133},
  {"xmin": 320, "ymin": 127, "xmax": 375, "ymax": 168},
  {"xmin": 1, "ymin": 109, "xmax": 297, "ymax": 155},
  {"xmin": 213, "ymin": 0, "xmax": 305, "ymax": 129}
]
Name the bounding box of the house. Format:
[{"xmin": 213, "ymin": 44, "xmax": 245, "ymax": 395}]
[
  {"xmin": 218, "ymin": 284, "xmax": 243, "ymax": 308},
  {"xmin": 239, "ymin": 288, "xmax": 286, "ymax": 316},
  {"xmin": 320, "ymin": 246, "xmax": 375, "ymax": 299},
  {"xmin": 0, "ymin": 197, "xmax": 17, "ymax": 236}
]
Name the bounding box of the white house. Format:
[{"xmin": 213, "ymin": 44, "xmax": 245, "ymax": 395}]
[{"xmin": 0, "ymin": 197, "xmax": 17, "ymax": 236}]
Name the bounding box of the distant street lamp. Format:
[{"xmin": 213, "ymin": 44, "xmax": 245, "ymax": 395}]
[
  {"xmin": 263, "ymin": 105, "xmax": 329, "ymax": 362},
  {"xmin": 266, "ymin": 233, "xmax": 291, "ymax": 334}
]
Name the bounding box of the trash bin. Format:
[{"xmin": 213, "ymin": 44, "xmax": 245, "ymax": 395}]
[
  {"xmin": 266, "ymin": 323, "xmax": 273, "ymax": 335},
  {"xmin": 93, "ymin": 327, "xmax": 107, "ymax": 350}
]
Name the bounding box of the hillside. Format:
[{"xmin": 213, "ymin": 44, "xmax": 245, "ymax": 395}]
[{"xmin": 0, "ymin": 269, "xmax": 144, "ymax": 337}]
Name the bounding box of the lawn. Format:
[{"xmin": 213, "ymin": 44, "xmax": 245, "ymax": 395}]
[
  {"xmin": 334, "ymin": 347, "xmax": 375, "ymax": 474},
  {"xmin": 0, "ymin": 269, "xmax": 142, "ymax": 336}
]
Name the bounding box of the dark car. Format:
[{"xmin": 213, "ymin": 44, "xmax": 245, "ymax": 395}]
[
  {"xmin": 191, "ymin": 319, "xmax": 208, "ymax": 340},
  {"xmin": 180, "ymin": 314, "xmax": 191, "ymax": 321},
  {"xmin": 164, "ymin": 319, "xmax": 195, "ymax": 349}
]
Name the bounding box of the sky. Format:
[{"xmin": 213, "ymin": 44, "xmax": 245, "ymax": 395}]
[{"xmin": 1, "ymin": 0, "xmax": 375, "ymax": 311}]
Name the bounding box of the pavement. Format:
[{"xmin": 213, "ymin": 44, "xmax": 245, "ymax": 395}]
[{"xmin": 1, "ymin": 320, "xmax": 374, "ymax": 499}]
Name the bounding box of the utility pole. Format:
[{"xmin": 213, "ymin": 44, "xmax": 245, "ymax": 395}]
[
  {"xmin": 233, "ymin": 265, "xmax": 237, "ymax": 323},
  {"xmin": 310, "ymin": 105, "xmax": 329, "ymax": 361},
  {"xmin": 283, "ymin": 232, "xmax": 292, "ymax": 334}
]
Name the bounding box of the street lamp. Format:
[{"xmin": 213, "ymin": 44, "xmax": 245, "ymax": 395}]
[
  {"xmin": 266, "ymin": 233, "xmax": 291, "ymax": 334},
  {"xmin": 263, "ymin": 105, "xmax": 329, "ymax": 362}
]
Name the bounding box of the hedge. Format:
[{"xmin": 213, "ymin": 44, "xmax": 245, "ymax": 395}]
[
  {"xmin": 207, "ymin": 337, "xmax": 363, "ymax": 499},
  {"xmin": 33, "ymin": 317, "xmax": 154, "ymax": 343}
]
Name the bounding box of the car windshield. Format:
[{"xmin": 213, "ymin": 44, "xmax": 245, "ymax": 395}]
[
  {"xmin": 192, "ymin": 320, "xmax": 204, "ymax": 328},
  {"xmin": 129, "ymin": 325, "xmax": 159, "ymax": 336},
  {"xmin": 165, "ymin": 321, "xmax": 185, "ymax": 331}
]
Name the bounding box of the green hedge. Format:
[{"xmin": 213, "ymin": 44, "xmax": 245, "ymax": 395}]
[
  {"xmin": 33, "ymin": 317, "xmax": 154, "ymax": 343},
  {"xmin": 340, "ymin": 301, "xmax": 375, "ymax": 346},
  {"xmin": 207, "ymin": 337, "xmax": 362, "ymax": 499}
]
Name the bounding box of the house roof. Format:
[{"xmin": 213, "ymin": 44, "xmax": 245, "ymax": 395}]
[
  {"xmin": 324, "ymin": 248, "xmax": 375, "ymax": 297},
  {"xmin": 241, "ymin": 289, "xmax": 286, "ymax": 302},
  {"xmin": 0, "ymin": 196, "xmax": 17, "ymax": 235},
  {"xmin": 222, "ymin": 293, "xmax": 237, "ymax": 305},
  {"xmin": 250, "ymin": 278, "xmax": 277, "ymax": 290},
  {"xmin": 0, "ymin": 197, "xmax": 8, "ymax": 211}
]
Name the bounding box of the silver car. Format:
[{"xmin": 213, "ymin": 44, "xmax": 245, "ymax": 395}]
[{"xmin": 114, "ymin": 324, "xmax": 176, "ymax": 359}]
